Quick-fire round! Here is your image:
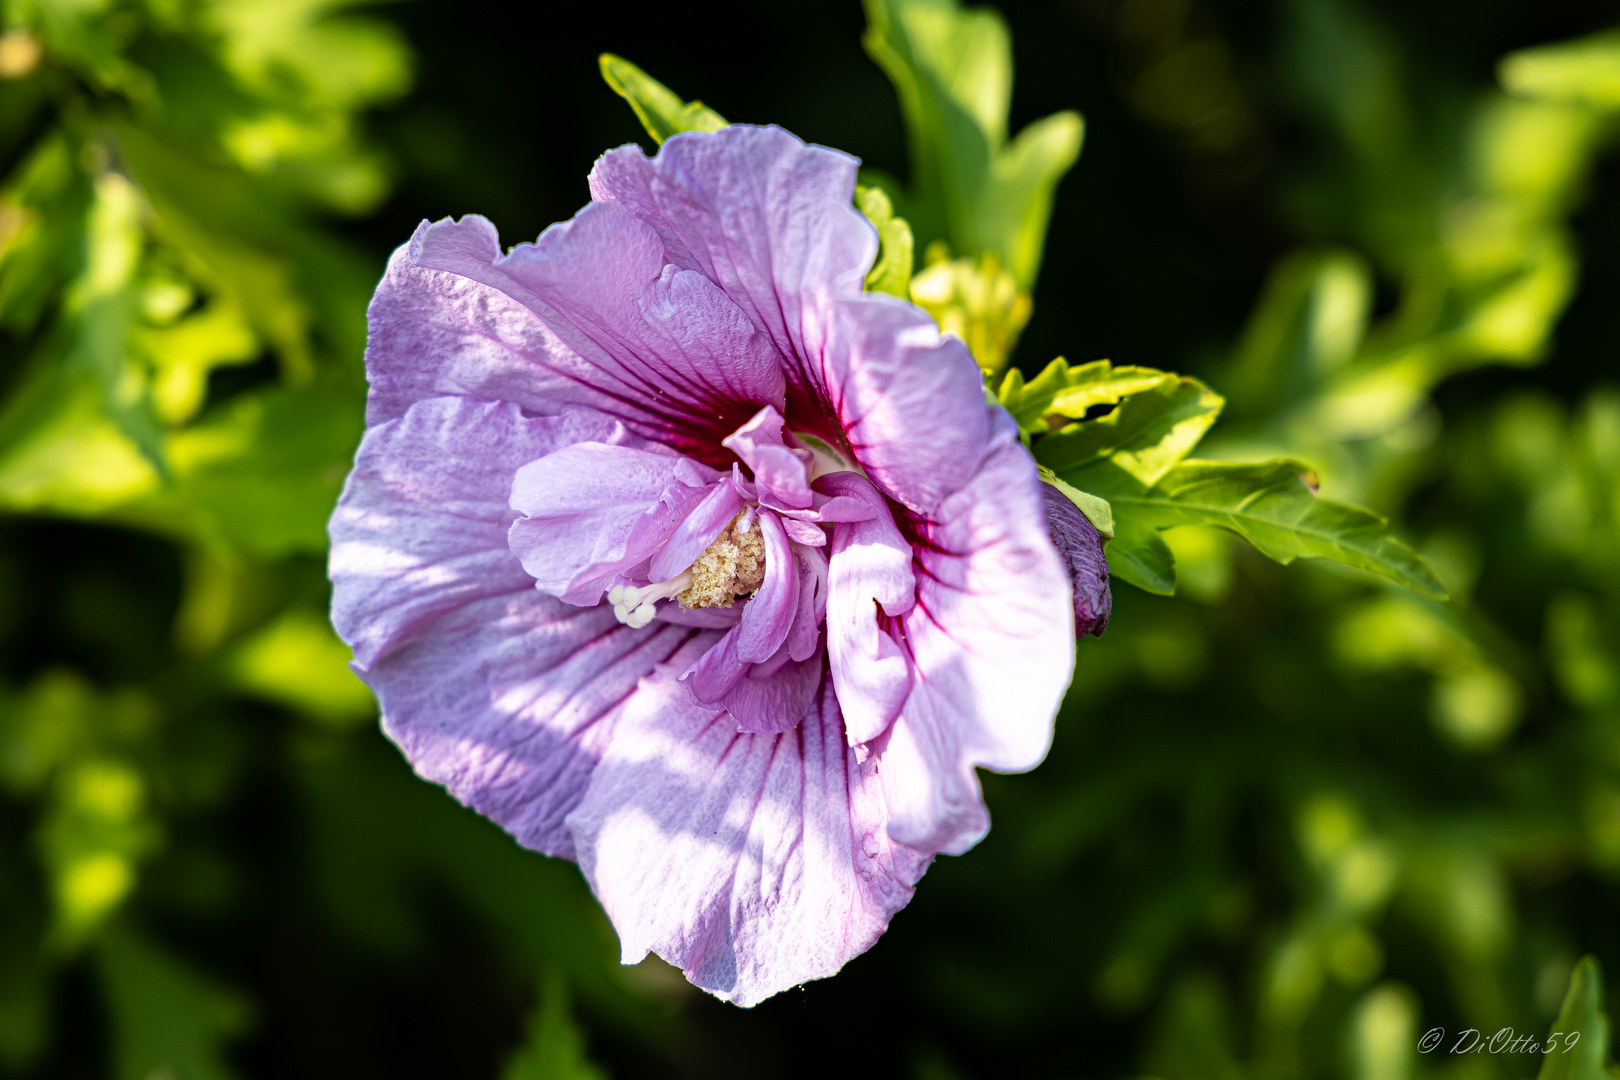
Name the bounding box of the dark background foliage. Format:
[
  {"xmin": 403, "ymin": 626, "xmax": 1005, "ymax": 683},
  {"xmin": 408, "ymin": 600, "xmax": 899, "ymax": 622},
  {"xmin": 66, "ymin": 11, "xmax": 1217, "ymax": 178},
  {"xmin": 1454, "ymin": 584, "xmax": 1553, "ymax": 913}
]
[{"xmin": 4, "ymin": 0, "xmax": 1620, "ymax": 1077}]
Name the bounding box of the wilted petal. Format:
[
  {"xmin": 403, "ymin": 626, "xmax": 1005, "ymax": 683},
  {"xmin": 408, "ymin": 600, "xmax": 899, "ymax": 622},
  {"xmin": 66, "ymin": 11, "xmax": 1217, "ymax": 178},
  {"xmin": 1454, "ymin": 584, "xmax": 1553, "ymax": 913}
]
[
  {"xmin": 877, "ymin": 413, "xmax": 1074, "ymax": 855},
  {"xmin": 567, "ymin": 673, "xmax": 931, "ymax": 1005},
  {"xmin": 1041, "ymin": 481, "xmax": 1111, "ymax": 637},
  {"xmin": 508, "ymin": 443, "xmax": 719, "ymax": 605}
]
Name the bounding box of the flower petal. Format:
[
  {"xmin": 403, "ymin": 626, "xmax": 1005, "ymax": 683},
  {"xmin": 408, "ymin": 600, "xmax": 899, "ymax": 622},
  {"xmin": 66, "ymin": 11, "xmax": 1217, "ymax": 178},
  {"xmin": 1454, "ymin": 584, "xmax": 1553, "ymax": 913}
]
[
  {"xmin": 733, "ymin": 511, "xmax": 798, "ymax": 663},
  {"xmin": 820, "ymin": 295, "xmax": 990, "ymax": 514},
  {"xmin": 370, "ymin": 594, "xmax": 711, "ymax": 859},
  {"xmin": 405, "ymin": 210, "xmax": 786, "ymax": 461},
  {"xmin": 878, "ymin": 412, "xmax": 1075, "ymax": 855},
  {"xmin": 566, "ymin": 673, "xmax": 931, "ymax": 1006},
  {"xmin": 819, "ymin": 471, "xmax": 916, "ymax": 745},
  {"xmin": 363, "ymin": 225, "xmax": 589, "ymax": 427},
  {"xmin": 588, "ymin": 125, "xmax": 875, "ymax": 386},
  {"xmin": 647, "ymin": 480, "xmax": 744, "ymax": 584},
  {"xmin": 330, "ymin": 395, "xmax": 620, "ymax": 668},
  {"xmin": 508, "ymin": 443, "xmax": 719, "ymax": 605},
  {"xmin": 722, "ymin": 405, "xmax": 813, "ymax": 509},
  {"xmin": 328, "ymin": 394, "xmax": 717, "ymax": 857}
]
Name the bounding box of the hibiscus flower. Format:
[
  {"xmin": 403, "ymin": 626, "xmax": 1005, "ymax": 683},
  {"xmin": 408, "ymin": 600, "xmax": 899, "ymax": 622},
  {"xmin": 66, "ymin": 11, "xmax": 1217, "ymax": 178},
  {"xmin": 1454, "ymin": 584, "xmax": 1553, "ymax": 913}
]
[{"xmin": 328, "ymin": 124, "xmax": 1081, "ymax": 1005}]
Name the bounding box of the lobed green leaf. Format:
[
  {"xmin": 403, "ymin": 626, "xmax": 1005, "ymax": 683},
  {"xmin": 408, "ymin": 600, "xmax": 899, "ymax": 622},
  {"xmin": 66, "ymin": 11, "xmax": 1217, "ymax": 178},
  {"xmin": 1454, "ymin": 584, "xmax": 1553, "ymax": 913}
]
[
  {"xmin": 1035, "ymin": 375, "xmax": 1224, "ymax": 487},
  {"xmin": 1104, "ymin": 460, "xmax": 1448, "ymax": 599}
]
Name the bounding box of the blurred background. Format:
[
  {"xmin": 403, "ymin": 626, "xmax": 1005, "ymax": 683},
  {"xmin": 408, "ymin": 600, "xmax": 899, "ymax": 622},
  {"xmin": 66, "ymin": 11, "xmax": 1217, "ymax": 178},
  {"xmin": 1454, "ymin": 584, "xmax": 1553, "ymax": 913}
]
[{"xmin": 2, "ymin": 0, "xmax": 1620, "ymax": 1076}]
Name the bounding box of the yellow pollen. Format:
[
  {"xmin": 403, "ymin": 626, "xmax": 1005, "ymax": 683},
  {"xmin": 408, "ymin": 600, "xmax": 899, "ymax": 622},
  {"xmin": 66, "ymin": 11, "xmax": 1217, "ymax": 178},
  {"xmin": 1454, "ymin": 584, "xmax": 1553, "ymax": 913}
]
[{"xmin": 678, "ymin": 511, "xmax": 766, "ymax": 609}]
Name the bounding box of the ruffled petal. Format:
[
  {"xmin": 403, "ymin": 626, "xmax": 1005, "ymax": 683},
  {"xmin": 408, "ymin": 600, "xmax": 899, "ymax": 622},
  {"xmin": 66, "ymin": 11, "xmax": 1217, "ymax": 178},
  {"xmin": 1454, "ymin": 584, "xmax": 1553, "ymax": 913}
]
[
  {"xmin": 330, "ymin": 396, "xmax": 620, "ymax": 668},
  {"xmin": 819, "ymin": 295, "xmax": 991, "ymax": 514},
  {"xmin": 588, "ymin": 125, "xmax": 875, "ymax": 387},
  {"xmin": 508, "ymin": 443, "xmax": 719, "ymax": 605},
  {"xmin": 733, "ymin": 511, "xmax": 798, "ymax": 664},
  {"xmin": 722, "ymin": 405, "xmax": 813, "ymax": 509},
  {"xmin": 363, "ymin": 233, "xmax": 592, "ymax": 427},
  {"xmin": 328, "ymin": 394, "xmax": 718, "ymax": 857},
  {"xmin": 877, "ymin": 412, "xmax": 1075, "ymax": 855},
  {"xmin": 566, "ymin": 673, "xmax": 931, "ymax": 1005},
  {"xmin": 647, "ymin": 480, "xmax": 744, "ymax": 584},
  {"xmin": 405, "ymin": 211, "xmax": 786, "ymax": 461},
  {"xmin": 819, "ymin": 471, "xmax": 916, "ymax": 746}
]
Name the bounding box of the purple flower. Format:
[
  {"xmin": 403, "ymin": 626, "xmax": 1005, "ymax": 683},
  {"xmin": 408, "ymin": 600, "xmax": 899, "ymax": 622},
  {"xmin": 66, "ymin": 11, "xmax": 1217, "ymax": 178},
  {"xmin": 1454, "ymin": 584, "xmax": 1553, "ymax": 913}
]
[{"xmin": 328, "ymin": 125, "xmax": 1075, "ymax": 1005}]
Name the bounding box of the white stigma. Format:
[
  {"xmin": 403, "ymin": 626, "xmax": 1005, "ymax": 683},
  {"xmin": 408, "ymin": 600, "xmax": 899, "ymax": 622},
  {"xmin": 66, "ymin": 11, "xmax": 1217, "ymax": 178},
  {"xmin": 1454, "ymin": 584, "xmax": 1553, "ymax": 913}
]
[{"xmin": 608, "ymin": 572, "xmax": 693, "ymax": 629}]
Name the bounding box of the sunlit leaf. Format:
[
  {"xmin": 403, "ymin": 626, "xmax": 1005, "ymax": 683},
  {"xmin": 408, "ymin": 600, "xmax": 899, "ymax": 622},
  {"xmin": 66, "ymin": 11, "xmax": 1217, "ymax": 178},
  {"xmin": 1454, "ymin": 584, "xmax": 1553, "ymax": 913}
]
[
  {"xmin": 1001, "ymin": 357, "xmax": 1172, "ymax": 437},
  {"xmin": 862, "ymin": 0, "xmax": 1082, "ymax": 287},
  {"xmin": 1502, "ymin": 31, "xmax": 1620, "ymax": 110},
  {"xmin": 1106, "ymin": 460, "xmax": 1448, "ymax": 598},
  {"xmin": 1106, "ymin": 515, "xmax": 1176, "ymax": 596},
  {"xmin": 599, "ymin": 53, "xmax": 727, "ymax": 146},
  {"xmin": 856, "ymin": 184, "xmax": 915, "ymax": 298},
  {"xmin": 227, "ymin": 608, "xmax": 375, "ymax": 724},
  {"xmin": 1036, "ymin": 375, "xmax": 1224, "ymax": 486}
]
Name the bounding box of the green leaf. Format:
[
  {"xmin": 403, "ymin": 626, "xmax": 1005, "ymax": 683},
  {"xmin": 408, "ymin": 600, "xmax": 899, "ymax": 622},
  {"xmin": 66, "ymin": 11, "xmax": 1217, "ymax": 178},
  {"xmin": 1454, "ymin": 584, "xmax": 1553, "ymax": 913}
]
[
  {"xmin": 856, "ymin": 184, "xmax": 915, "ymax": 297},
  {"xmin": 599, "ymin": 54, "xmax": 727, "ymax": 146},
  {"xmin": 1107, "ymin": 516, "xmax": 1176, "ymax": 595},
  {"xmin": 1106, "ymin": 460, "xmax": 1449, "ymax": 599},
  {"xmin": 1501, "ymin": 31, "xmax": 1620, "ymax": 110},
  {"xmin": 1036, "ymin": 375, "xmax": 1224, "ymax": 486},
  {"xmin": 97, "ymin": 928, "xmax": 249, "ymax": 1080},
  {"xmin": 1539, "ymin": 957, "xmax": 1611, "ymax": 1080},
  {"xmin": 500, "ymin": 971, "xmax": 609, "ymax": 1080},
  {"xmin": 862, "ymin": 0, "xmax": 1082, "ymax": 287},
  {"xmin": 1001, "ymin": 357, "xmax": 1176, "ymax": 437}
]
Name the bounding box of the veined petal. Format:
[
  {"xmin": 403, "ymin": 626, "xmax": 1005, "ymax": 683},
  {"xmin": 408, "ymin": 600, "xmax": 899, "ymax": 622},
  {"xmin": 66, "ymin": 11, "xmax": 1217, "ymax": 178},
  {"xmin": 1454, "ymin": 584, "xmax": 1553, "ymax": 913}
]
[
  {"xmin": 330, "ymin": 396, "xmax": 622, "ymax": 669},
  {"xmin": 819, "ymin": 296, "xmax": 990, "ymax": 515},
  {"xmin": 371, "ymin": 594, "xmax": 710, "ymax": 859},
  {"xmin": 648, "ymin": 480, "xmax": 745, "ymax": 584},
  {"xmin": 364, "ymin": 225, "xmax": 589, "ymax": 427},
  {"xmin": 589, "ymin": 125, "xmax": 875, "ymax": 388},
  {"xmin": 820, "ymin": 471, "xmax": 916, "ymax": 746},
  {"xmin": 722, "ymin": 405, "xmax": 813, "ymax": 509},
  {"xmin": 508, "ymin": 443, "xmax": 719, "ymax": 605},
  {"xmin": 878, "ymin": 412, "xmax": 1075, "ymax": 855},
  {"xmin": 566, "ymin": 674, "xmax": 931, "ymax": 1006},
  {"xmin": 406, "ymin": 210, "xmax": 786, "ymax": 462},
  {"xmin": 733, "ymin": 511, "xmax": 798, "ymax": 664},
  {"xmin": 327, "ymin": 394, "xmax": 716, "ymax": 857}
]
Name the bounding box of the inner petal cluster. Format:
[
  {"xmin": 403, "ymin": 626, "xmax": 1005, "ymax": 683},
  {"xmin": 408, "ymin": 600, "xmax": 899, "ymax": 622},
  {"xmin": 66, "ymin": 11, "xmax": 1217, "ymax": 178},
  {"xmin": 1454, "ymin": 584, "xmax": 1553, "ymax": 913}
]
[{"xmin": 508, "ymin": 402, "xmax": 891, "ymax": 733}]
